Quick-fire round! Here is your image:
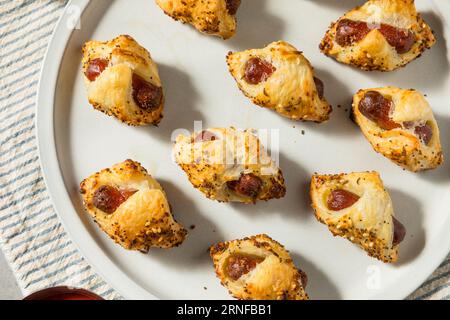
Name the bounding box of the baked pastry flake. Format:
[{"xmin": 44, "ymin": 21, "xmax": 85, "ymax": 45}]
[
  {"xmin": 155, "ymin": 0, "xmax": 241, "ymax": 39},
  {"xmin": 80, "ymin": 160, "xmax": 187, "ymax": 252},
  {"xmin": 227, "ymin": 41, "xmax": 331, "ymax": 122},
  {"xmin": 82, "ymin": 35, "xmax": 164, "ymax": 126},
  {"xmin": 310, "ymin": 171, "xmax": 406, "ymax": 263},
  {"xmin": 174, "ymin": 128, "xmax": 286, "ymax": 203},
  {"xmin": 352, "ymin": 87, "xmax": 443, "ymax": 172},
  {"xmin": 319, "ymin": 0, "xmax": 436, "ymax": 71},
  {"xmin": 210, "ymin": 234, "xmax": 309, "ymax": 300}
]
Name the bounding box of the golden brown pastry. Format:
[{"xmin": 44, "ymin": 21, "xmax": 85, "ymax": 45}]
[
  {"xmin": 352, "ymin": 87, "xmax": 443, "ymax": 172},
  {"xmin": 82, "ymin": 35, "xmax": 164, "ymax": 126},
  {"xmin": 210, "ymin": 234, "xmax": 309, "ymax": 300},
  {"xmin": 80, "ymin": 159, "xmax": 187, "ymax": 252},
  {"xmin": 174, "ymin": 128, "xmax": 286, "ymax": 203},
  {"xmin": 310, "ymin": 172, "xmax": 406, "ymax": 263},
  {"xmin": 155, "ymin": 0, "xmax": 241, "ymax": 39},
  {"xmin": 320, "ymin": 0, "xmax": 436, "ymax": 71},
  {"xmin": 227, "ymin": 41, "xmax": 331, "ymax": 122}
]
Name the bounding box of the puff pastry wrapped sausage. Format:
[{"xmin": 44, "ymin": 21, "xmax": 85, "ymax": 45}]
[
  {"xmin": 310, "ymin": 172, "xmax": 406, "ymax": 263},
  {"xmin": 227, "ymin": 41, "xmax": 331, "ymax": 122},
  {"xmin": 155, "ymin": 0, "xmax": 241, "ymax": 39},
  {"xmin": 82, "ymin": 35, "xmax": 164, "ymax": 126},
  {"xmin": 352, "ymin": 87, "xmax": 443, "ymax": 172},
  {"xmin": 174, "ymin": 128, "xmax": 286, "ymax": 203},
  {"xmin": 210, "ymin": 234, "xmax": 309, "ymax": 300},
  {"xmin": 319, "ymin": 0, "xmax": 436, "ymax": 71},
  {"xmin": 80, "ymin": 160, "xmax": 187, "ymax": 252}
]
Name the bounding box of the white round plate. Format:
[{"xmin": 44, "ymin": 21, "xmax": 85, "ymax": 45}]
[{"xmin": 37, "ymin": 0, "xmax": 450, "ymax": 300}]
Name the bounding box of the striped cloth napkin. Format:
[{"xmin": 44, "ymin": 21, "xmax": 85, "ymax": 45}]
[
  {"xmin": 0, "ymin": 0, "xmax": 448, "ymax": 300},
  {"xmin": 0, "ymin": 0, "xmax": 119, "ymax": 300}
]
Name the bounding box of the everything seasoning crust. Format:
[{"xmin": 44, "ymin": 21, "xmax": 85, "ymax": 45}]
[
  {"xmin": 82, "ymin": 35, "xmax": 164, "ymax": 126},
  {"xmin": 173, "ymin": 128, "xmax": 286, "ymax": 204},
  {"xmin": 310, "ymin": 172, "xmax": 402, "ymax": 263},
  {"xmin": 227, "ymin": 41, "xmax": 332, "ymax": 122},
  {"xmin": 80, "ymin": 159, "xmax": 187, "ymax": 252},
  {"xmin": 352, "ymin": 87, "xmax": 443, "ymax": 172},
  {"xmin": 319, "ymin": 0, "xmax": 436, "ymax": 71},
  {"xmin": 71, "ymin": 0, "xmax": 446, "ymax": 299},
  {"xmin": 155, "ymin": 0, "xmax": 240, "ymax": 39},
  {"xmin": 210, "ymin": 234, "xmax": 309, "ymax": 300}
]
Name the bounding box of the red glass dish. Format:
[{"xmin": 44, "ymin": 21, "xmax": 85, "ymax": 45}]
[{"xmin": 23, "ymin": 286, "xmax": 104, "ymax": 300}]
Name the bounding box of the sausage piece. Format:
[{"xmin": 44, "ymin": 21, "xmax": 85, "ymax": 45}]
[
  {"xmin": 93, "ymin": 185, "xmax": 137, "ymax": 214},
  {"xmin": 392, "ymin": 217, "xmax": 406, "ymax": 246},
  {"xmin": 227, "ymin": 173, "xmax": 263, "ymax": 198},
  {"xmin": 85, "ymin": 58, "xmax": 109, "ymax": 82},
  {"xmin": 379, "ymin": 24, "xmax": 415, "ymax": 54},
  {"xmin": 335, "ymin": 19, "xmax": 415, "ymax": 54},
  {"xmin": 414, "ymin": 124, "xmax": 433, "ymax": 145},
  {"xmin": 314, "ymin": 77, "xmax": 325, "ymax": 100},
  {"xmin": 194, "ymin": 130, "xmax": 217, "ymax": 142},
  {"xmin": 327, "ymin": 189, "xmax": 360, "ymax": 211},
  {"xmin": 359, "ymin": 91, "xmax": 400, "ymax": 130},
  {"xmin": 226, "ymin": 254, "xmax": 264, "ymax": 281},
  {"xmin": 335, "ymin": 19, "xmax": 371, "ymax": 47},
  {"xmin": 132, "ymin": 74, "xmax": 163, "ymax": 111},
  {"xmin": 244, "ymin": 57, "xmax": 276, "ymax": 85},
  {"xmin": 299, "ymin": 269, "xmax": 308, "ymax": 288},
  {"xmin": 403, "ymin": 122, "xmax": 433, "ymax": 145},
  {"xmin": 226, "ymin": 0, "xmax": 241, "ymax": 15}
]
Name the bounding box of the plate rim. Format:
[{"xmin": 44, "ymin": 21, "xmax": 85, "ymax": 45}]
[
  {"xmin": 36, "ymin": 0, "xmax": 157, "ymax": 300},
  {"xmin": 35, "ymin": 0, "xmax": 450, "ymax": 300}
]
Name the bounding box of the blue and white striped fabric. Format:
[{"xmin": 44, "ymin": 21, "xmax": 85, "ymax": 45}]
[
  {"xmin": 0, "ymin": 0, "xmax": 448, "ymax": 300},
  {"xmin": 0, "ymin": 0, "xmax": 119, "ymax": 300}
]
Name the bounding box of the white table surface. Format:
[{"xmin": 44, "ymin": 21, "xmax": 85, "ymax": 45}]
[{"xmin": 0, "ymin": 250, "xmax": 22, "ymax": 300}]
